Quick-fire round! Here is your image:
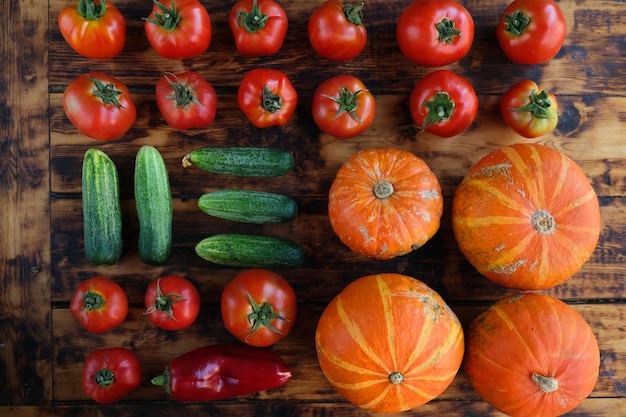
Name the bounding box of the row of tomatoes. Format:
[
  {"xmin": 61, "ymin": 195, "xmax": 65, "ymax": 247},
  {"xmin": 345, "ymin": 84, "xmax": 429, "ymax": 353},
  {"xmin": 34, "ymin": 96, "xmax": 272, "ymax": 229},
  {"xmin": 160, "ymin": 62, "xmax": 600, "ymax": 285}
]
[{"xmin": 73, "ymin": 269, "xmax": 298, "ymax": 403}]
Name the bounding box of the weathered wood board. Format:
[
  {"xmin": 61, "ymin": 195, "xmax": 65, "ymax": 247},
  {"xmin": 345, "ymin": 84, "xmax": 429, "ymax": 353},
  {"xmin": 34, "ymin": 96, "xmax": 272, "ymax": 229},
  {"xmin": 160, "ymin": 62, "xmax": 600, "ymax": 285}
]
[{"xmin": 1, "ymin": 0, "xmax": 625, "ymax": 415}]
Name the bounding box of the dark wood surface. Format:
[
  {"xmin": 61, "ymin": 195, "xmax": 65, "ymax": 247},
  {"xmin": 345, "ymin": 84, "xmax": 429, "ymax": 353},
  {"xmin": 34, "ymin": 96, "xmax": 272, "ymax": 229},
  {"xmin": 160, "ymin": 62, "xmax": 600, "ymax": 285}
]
[{"xmin": 1, "ymin": 0, "xmax": 625, "ymax": 415}]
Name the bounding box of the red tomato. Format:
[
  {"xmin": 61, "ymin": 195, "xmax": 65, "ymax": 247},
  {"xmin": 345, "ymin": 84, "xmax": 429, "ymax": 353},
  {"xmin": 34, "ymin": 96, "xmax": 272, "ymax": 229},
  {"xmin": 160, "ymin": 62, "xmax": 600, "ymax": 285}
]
[
  {"xmin": 312, "ymin": 74, "xmax": 375, "ymax": 139},
  {"xmin": 221, "ymin": 269, "xmax": 297, "ymax": 347},
  {"xmin": 308, "ymin": 0, "xmax": 367, "ymax": 62},
  {"xmin": 397, "ymin": 0, "xmax": 474, "ymax": 67},
  {"xmin": 409, "ymin": 69, "xmax": 478, "ymax": 138},
  {"xmin": 496, "ymin": 0, "xmax": 566, "ymax": 64},
  {"xmin": 229, "ymin": 0, "xmax": 288, "ymax": 56},
  {"xmin": 238, "ymin": 68, "xmax": 298, "ymax": 128},
  {"xmin": 63, "ymin": 72, "xmax": 136, "ymax": 141},
  {"xmin": 70, "ymin": 276, "xmax": 128, "ymax": 333},
  {"xmin": 156, "ymin": 72, "xmax": 217, "ymax": 130},
  {"xmin": 500, "ymin": 79, "xmax": 558, "ymax": 138},
  {"xmin": 144, "ymin": 0, "xmax": 212, "ymax": 60},
  {"xmin": 58, "ymin": 0, "xmax": 126, "ymax": 59},
  {"xmin": 144, "ymin": 275, "xmax": 201, "ymax": 331},
  {"xmin": 82, "ymin": 347, "xmax": 141, "ymax": 404}
]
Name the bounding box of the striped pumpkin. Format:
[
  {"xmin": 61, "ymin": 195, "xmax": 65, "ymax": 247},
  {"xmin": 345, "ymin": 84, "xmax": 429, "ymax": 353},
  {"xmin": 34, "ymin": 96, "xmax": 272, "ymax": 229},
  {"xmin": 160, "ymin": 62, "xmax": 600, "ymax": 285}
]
[
  {"xmin": 452, "ymin": 143, "xmax": 601, "ymax": 290},
  {"xmin": 315, "ymin": 273, "xmax": 464, "ymax": 413},
  {"xmin": 464, "ymin": 293, "xmax": 600, "ymax": 417}
]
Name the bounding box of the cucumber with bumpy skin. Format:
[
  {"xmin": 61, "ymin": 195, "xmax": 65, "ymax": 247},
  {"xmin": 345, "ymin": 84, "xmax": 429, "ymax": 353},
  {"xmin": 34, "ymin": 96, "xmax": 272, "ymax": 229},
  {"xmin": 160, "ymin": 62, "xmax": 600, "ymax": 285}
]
[
  {"xmin": 198, "ymin": 189, "xmax": 298, "ymax": 224},
  {"xmin": 195, "ymin": 234, "xmax": 305, "ymax": 269},
  {"xmin": 134, "ymin": 145, "xmax": 172, "ymax": 265},
  {"xmin": 182, "ymin": 147, "xmax": 294, "ymax": 177},
  {"xmin": 82, "ymin": 148, "xmax": 122, "ymax": 265}
]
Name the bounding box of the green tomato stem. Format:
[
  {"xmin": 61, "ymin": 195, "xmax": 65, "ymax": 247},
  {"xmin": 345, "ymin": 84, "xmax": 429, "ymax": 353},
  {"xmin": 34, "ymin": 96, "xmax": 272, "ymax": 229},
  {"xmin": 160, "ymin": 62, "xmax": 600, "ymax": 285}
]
[
  {"xmin": 261, "ymin": 86, "xmax": 283, "ymax": 113},
  {"xmin": 164, "ymin": 73, "xmax": 201, "ymax": 110},
  {"xmin": 511, "ymin": 89, "xmax": 554, "ymax": 120},
  {"xmin": 246, "ymin": 292, "xmax": 288, "ymax": 335},
  {"xmin": 236, "ymin": 0, "xmax": 269, "ymax": 33},
  {"xmin": 436, "ymin": 18, "xmax": 461, "ymax": 44},
  {"xmin": 145, "ymin": 0, "xmax": 182, "ymax": 30},
  {"xmin": 89, "ymin": 76, "xmax": 124, "ymax": 107},
  {"xmin": 82, "ymin": 290, "xmax": 105, "ymax": 311},
  {"xmin": 321, "ymin": 87, "xmax": 364, "ymax": 123},
  {"xmin": 504, "ymin": 10, "xmax": 531, "ymax": 37},
  {"xmin": 422, "ymin": 91, "xmax": 455, "ymax": 129},
  {"xmin": 94, "ymin": 368, "xmax": 115, "ymax": 388},
  {"xmin": 343, "ymin": 2, "xmax": 365, "ymax": 26},
  {"xmin": 77, "ymin": 0, "xmax": 107, "ymax": 20}
]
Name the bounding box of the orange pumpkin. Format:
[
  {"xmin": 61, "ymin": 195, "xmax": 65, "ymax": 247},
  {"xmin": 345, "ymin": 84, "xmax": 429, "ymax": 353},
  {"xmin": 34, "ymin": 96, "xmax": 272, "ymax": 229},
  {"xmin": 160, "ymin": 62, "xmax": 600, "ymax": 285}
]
[
  {"xmin": 328, "ymin": 148, "xmax": 443, "ymax": 260},
  {"xmin": 464, "ymin": 293, "xmax": 600, "ymax": 417},
  {"xmin": 315, "ymin": 273, "xmax": 464, "ymax": 413},
  {"xmin": 452, "ymin": 143, "xmax": 601, "ymax": 290}
]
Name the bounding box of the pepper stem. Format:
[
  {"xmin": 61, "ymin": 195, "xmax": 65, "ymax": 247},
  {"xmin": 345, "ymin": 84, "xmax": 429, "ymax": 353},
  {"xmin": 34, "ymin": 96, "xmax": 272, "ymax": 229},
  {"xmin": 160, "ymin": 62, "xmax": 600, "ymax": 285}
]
[
  {"xmin": 151, "ymin": 366, "xmax": 172, "ymax": 394},
  {"xmin": 343, "ymin": 2, "xmax": 365, "ymax": 25},
  {"xmin": 236, "ymin": 0, "xmax": 269, "ymax": 33},
  {"xmin": 511, "ymin": 89, "xmax": 554, "ymax": 120},
  {"xmin": 77, "ymin": 0, "xmax": 106, "ymax": 20},
  {"xmin": 504, "ymin": 10, "xmax": 531, "ymax": 37}
]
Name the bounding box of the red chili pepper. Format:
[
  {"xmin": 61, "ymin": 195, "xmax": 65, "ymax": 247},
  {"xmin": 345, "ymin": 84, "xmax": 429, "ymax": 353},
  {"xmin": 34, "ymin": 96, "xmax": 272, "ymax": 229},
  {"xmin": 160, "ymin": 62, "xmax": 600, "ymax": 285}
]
[{"xmin": 151, "ymin": 344, "xmax": 292, "ymax": 401}]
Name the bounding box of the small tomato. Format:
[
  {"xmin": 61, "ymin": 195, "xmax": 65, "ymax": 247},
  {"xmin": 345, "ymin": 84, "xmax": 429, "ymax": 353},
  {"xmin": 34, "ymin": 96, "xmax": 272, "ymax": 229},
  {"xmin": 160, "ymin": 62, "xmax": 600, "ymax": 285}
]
[
  {"xmin": 156, "ymin": 71, "xmax": 218, "ymax": 130},
  {"xmin": 500, "ymin": 79, "xmax": 558, "ymax": 138},
  {"xmin": 144, "ymin": 275, "xmax": 201, "ymax": 331},
  {"xmin": 312, "ymin": 74, "xmax": 376, "ymax": 139},
  {"xmin": 308, "ymin": 0, "xmax": 367, "ymax": 62},
  {"xmin": 221, "ymin": 269, "xmax": 297, "ymax": 347},
  {"xmin": 63, "ymin": 72, "xmax": 136, "ymax": 141},
  {"xmin": 58, "ymin": 0, "xmax": 126, "ymax": 59},
  {"xmin": 238, "ymin": 68, "xmax": 298, "ymax": 128},
  {"xmin": 229, "ymin": 0, "xmax": 288, "ymax": 56},
  {"xmin": 409, "ymin": 69, "xmax": 478, "ymax": 138},
  {"xmin": 82, "ymin": 347, "xmax": 141, "ymax": 404},
  {"xmin": 70, "ymin": 276, "xmax": 128, "ymax": 333}
]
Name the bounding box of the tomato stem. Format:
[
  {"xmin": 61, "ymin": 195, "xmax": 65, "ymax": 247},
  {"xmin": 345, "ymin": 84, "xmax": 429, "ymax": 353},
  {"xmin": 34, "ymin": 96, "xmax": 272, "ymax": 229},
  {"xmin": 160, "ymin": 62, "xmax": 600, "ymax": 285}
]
[
  {"xmin": 94, "ymin": 368, "xmax": 115, "ymax": 388},
  {"xmin": 236, "ymin": 0, "xmax": 269, "ymax": 33},
  {"xmin": 145, "ymin": 0, "xmax": 182, "ymax": 31},
  {"xmin": 89, "ymin": 76, "xmax": 124, "ymax": 108},
  {"xmin": 143, "ymin": 278, "xmax": 187, "ymax": 322},
  {"xmin": 321, "ymin": 87, "xmax": 364, "ymax": 123},
  {"xmin": 164, "ymin": 72, "xmax": 201, "ymax": 110},
  {"xmin": 261, "ymin": 86, "xmax": 283, "ymax": 113},
  {"xmin": 77, "ymin": 0, "xmax": 107, "ymax": 20},
  {"xmin": 82, "ymin": 290, "xmax": 105, "ymax": 311},
  {"xmin": 511, "ymin": 90, "xmax": 554, "ymax": 119},
  {"xmin": 246, "ymin": 292, "xmax": 288, "ymax": 335},
  {"xmin": 504, "ymin": 10, "xmax": 530, "ymax": 37},
  {"xmin": 422, "ymin": 91, "xmax": 455, "ymax": 130},
  {"xmin": 436, "ymin": 18, "xmax": 461, "ymax": 44},
  {"xmin": 343, "ymin": 2, "xmax": 365, "ymax": 25}
]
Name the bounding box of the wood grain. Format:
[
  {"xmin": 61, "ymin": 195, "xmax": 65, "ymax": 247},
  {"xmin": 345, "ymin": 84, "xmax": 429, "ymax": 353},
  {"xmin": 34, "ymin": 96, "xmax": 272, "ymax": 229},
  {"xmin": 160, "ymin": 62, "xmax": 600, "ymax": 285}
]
[{"xmin": 1, "ymin": 0, "xmax": 624, "ymax": 415}]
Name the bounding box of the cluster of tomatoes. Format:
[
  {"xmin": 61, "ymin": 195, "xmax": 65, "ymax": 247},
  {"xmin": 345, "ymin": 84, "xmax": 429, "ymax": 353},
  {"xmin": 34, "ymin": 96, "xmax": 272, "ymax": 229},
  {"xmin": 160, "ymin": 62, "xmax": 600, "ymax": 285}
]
[
  {"xmin": 59, "ymin": 0, "xmax": 566, "ymax": 142},
  {"xmin": 71, "ymin": 269, "xmax": 297, "ymax": 404}
]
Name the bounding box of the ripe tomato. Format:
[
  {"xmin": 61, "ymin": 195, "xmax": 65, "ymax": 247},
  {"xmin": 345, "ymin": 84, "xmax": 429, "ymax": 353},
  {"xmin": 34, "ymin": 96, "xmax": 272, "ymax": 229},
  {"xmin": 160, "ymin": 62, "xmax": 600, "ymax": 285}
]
[
  {"xmin": 238, "ymin": 68, "xmax": 298, "ymax": 128},
  {"xmin": 312, "ymin": 74, "xmax": 375, "ymax": 139},
  {"xmin": 397, "ymin": 0, "xmax": 474, "ymax": 67},
  {"xmin": 144, "ymin": 275, "xmax": 201, "ymax": 331},
  {"xmin": 82, "ymin": 347, "xmax": 141, "ymax": 404},
  {"xmin": 63, "ymin": 72, "xmax": 136, "ymax": 141},
  {"xmin": 70, "ymin": 276, "xmax": 128, "ymax": 333},
  {"xmin": 409, "ymin": 70, "xmax": 478, "ymax": 138},
  {"xmin": 58, "ymin": 0, "xmax": 126, "ymax": 59},
  {"xmin": 500, "ymin": 79, "xmax": 558, "ymax": 138},
  {"xmin": 156, "ymin": 71, "xmax": 217, "ymax": 130},
  {"xmin": 229, "ymin": 0, "xmax": 288, "ymax": 56},
  {"xmin": 496, "ymin": 0, "xmax": 566, "ymax": 64},
  {"xmin": 221, "ymin": 269, "xmax": 297, "ymax": 347},
  {"xmin": 144, "ymin": 0, "xmax": 212, "ymax": 60},
  {"xmin": 308, "ymin": 0, "xmax": 367, "ymax": 62}
]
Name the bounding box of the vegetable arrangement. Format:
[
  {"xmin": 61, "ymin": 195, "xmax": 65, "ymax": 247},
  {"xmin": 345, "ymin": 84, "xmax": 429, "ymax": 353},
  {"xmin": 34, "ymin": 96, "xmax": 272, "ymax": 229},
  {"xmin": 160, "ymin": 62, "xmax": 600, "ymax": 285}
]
[{"xmin": 59, "ymin": 1, "xmax": 604, "ymax": 415}]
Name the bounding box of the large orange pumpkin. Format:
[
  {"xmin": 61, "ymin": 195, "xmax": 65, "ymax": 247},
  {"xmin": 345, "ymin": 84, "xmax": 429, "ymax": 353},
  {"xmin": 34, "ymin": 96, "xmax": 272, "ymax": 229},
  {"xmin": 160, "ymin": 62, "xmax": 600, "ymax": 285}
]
[
  {"xmin": 328, "ymin": 148, "xmax": 443, "ymax": 260},
  {"xmin": 464, "ymin": 293, "xmax": 600, "ymax": 417},
  {"xmin": 452, "ymin": 143, "xmax": 601, "ymax": 290},
  {"xmin": 315, "ymin": 273, "xmax": 464, "ymax": 413}
]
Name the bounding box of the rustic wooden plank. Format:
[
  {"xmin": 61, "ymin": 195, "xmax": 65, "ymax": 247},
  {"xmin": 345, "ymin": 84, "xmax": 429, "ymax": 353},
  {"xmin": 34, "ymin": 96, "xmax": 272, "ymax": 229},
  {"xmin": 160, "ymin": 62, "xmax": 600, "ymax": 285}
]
[
  {"xmin": 49, "ymin": 304, "xmax": 625, "ymax": 404},
  {"xmin": 0, "ymin": 0, "xmax": 51, "ymax": 406},
  {"xmin": 47, "ymin": 1, "xmax": 626, "ymax": 96}
]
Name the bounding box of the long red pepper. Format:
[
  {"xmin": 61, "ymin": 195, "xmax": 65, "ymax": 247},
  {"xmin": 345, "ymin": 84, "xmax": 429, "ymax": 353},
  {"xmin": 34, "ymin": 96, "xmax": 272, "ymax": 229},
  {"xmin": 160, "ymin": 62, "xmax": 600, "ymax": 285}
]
[{"xmin": 151, "ymin": 344, "xmax": 292, "ymax": 401}]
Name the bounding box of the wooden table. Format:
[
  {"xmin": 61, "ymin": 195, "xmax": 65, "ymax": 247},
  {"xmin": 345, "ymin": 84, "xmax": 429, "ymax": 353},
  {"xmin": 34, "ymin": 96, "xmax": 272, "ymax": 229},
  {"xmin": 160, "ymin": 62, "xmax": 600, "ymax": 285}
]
[{"xmin": 2, "ymin": 0, "xmax": 625, "ymax": 415}]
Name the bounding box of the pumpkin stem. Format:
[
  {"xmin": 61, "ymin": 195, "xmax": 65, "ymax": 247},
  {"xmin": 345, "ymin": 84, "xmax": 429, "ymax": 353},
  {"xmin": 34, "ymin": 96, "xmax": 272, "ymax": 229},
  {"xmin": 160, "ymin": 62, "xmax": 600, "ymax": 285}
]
[
  {"xmin": 374, "ymin": 181, "xmax": 394, "ymax": 199},
  {"xmin": 532, "ymin": 373, "xmax": 559, "ymax": 393},
  {"xmin": 531, "ymin": 209, "xmax": 556, "ymax": 234},
  {"xmin": 389, "ymin": 372, "xmax": 404, "ymax": 385}
]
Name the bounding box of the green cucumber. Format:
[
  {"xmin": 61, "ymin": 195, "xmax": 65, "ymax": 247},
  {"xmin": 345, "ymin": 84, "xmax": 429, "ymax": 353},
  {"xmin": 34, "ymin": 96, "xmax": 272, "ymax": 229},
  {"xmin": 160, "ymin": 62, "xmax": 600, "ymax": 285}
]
[
  {"xmin": 198, "ymin": 189, "xmax": 298, "ymax": 224},
  {"xmin": 182, "ymin": 147, "xmax": 294, "ymax": 177},
  {"xmin": 82, "ymin": 148, "xmax": 122, "ymax": 265},
  {"xmin": 134, "ymin": 145, "xmax": 172, "ymax": 265},
  {"xmin": 195, "ymin": 234, "xmax": 305, "ymax": 269}
]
